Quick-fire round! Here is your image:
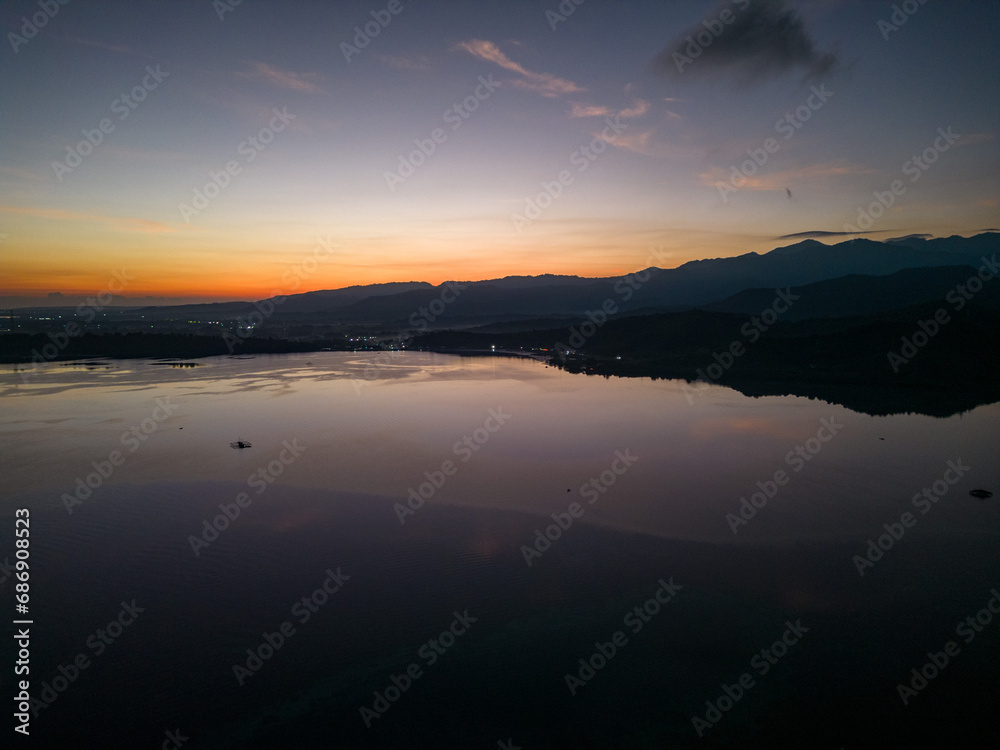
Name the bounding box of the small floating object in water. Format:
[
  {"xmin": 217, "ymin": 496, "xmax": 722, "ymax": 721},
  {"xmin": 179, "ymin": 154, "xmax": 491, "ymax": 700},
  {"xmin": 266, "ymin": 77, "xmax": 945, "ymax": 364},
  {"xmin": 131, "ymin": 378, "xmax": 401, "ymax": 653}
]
[
  {"xmin": 970, "ymin": 489, "xmax": 993, "ymax": 499},
  {"xmin": 230, "ymin": 439, "xmax": 252, "ymax": 449}
]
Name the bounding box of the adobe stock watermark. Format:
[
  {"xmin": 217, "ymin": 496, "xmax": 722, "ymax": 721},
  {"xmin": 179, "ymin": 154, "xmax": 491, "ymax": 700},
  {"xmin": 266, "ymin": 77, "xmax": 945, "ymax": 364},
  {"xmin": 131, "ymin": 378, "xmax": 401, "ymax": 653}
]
[
  {"xmin": 395, "ymin": 408, "xmax": 512, "ymax": 524},
  {"xmin": 852, "ymin": 458, "xmax": 970, "ymax": 576},
  {"xmin": 62, "ymin": 396, "xmax": 180, "ymax": 514},
  {"xmin": 843, "ymin": 126, "xmax": 960, "ymax": 233},
  {"xmin": 886, "ymin": 255, "xmax": 998, "ymax": 372},
  {"xmin": 726, "ymin": 416, "xmax": 845, "ymax": 534},
  {"xmin": 895, "ymin": 587, "xmax": 1000, "ymax": 706},
  {"xmin": 555, "ymin": 247, "xmax": 672, "ymax": 354},
  {"xmin": 670, "ymin": 0, "xmax": 750, "ymax": 73},
  {"xmin": 384, "ymin": 74, "xmax": 499, "ymax": 191},
  {"xmin": 350, "ymin": 282, "xmax": 467, "ymax": 393},
  {"xmin": 19, "ymin": 268, "xmax": 135, "ymax": 382},
  {"xmin": 564, "ymin": 577, "xmax": 682, "ymax": 695},
  {"xmin": 232, "ymin": 567, "xmax": 350, "ymax": 686},
  {"xmin": 159, "ymin": 729, "xmax": 189, "ymax": 750},
  {"xmin": 187, "ymin": 439, "xmax": 307, "ymax": 555},
  {"xmin": 545, "ymin": 0, "xmax": 585, "ymax": 31},
  {"xmin": 340, "ymin": 0, "xmax": 407, "ymax": 63},
  {"xmin": 360, "ymin": 609, "xmax": 477, "ymax": 728},
  {"xmin": 714, "ymin": 85, "xmax": 833, "ymax": 203},
  {"xmin": 7, "ymin": 0, "xmax": 70, "ymax": 54},
  {"xmin": 406, "ymin": 281, "xmax": 466, "ymax": 331},
  {"xmin": 521, "ymin": 449, "xmax": 638, "ymax": 566},
  {"xmin": 51, "ymin": 65, "xmax": 169, "ymax": 182},
  {"xmin": 0, "ymin": 556, "xmax": 16, "ymax": 585},
  {"xmin": 691, "ymin": 619, "xmax": 809, "ymax": 737},
  {"xmin": 510, "ymin": 115, "xmax": 628, "ymax": 232},
  {"xmin": 213, "ymin": 0, "xmax": 242, "ymax": 21},
  {"xmin": 221, "ymin": 235, "xmax": 340, "ymax": 353},
  {"xmin": 878, "ymin": 0, "xmax": 929, "ymax": 41},
  {"xmin": 682, "ymin": 287, "xmax": 799, "ymax": 403},
  {"xmin": 178, "ymin": 107, "xmax": 295, "ymax": 223},
  {"xmin": 23, "ymin": 599, "xmax": 143, "ymax": 719}
]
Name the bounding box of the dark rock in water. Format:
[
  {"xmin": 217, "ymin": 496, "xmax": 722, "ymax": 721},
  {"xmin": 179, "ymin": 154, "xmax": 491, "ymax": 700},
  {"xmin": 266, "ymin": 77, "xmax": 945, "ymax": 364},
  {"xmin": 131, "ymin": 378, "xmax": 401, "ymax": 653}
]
[{"xmin": 969, "ymin": 489, "xmax": 993, "ymax": 499}]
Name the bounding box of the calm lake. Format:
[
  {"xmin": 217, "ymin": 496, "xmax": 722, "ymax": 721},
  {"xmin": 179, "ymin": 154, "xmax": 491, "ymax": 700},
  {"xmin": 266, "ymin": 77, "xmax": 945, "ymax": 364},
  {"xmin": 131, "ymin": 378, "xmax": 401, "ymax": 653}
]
[{"xmin": 1, "ymin": 352, "xmax": 998, "ymax": 748}]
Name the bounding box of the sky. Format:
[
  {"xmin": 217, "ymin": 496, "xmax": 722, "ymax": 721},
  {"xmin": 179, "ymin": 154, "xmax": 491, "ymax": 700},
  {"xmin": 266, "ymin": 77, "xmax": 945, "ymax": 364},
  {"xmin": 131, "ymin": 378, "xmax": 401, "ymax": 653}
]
[{"xmin": 1, "ymin": 0, "xmax": 998, "ymax": 305}]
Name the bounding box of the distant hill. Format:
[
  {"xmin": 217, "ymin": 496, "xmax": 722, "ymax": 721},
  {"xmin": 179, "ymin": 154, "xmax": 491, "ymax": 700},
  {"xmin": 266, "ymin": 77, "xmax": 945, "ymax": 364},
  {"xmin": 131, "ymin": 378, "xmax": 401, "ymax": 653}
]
[
  {"xmin": 149, "ymin": 281, "xmax": 432, "ymax": 317},
  {"xmin": 294, "ymin": 232, "xmax": 998, "ymax": 322},
  {"xmin": 702, "ymin": 264, "xmax": 1000, "ymax": 320},
  {"xmin": 5, "ymin": 231, "xmax": 997, "ymax": 417},
  {"xmin": 262, "ymin": 281, "xmax": 433, "ymax": 314},
  {"xmin": 410, "ymin": 297, "xmax": 1000, "ymax": 417},
  {"xmin": 620, "ymin": 235, "xmax": 995, "ymax": 310},
  {"xmin": 21, "ymin": 233, "xmax": 998, "ymax": 330},
  {"xmin": 882, "ymin": 232, "xmax": 1000, "ymax": 256},
  {"xmin": 448, "ymin": 273, "xmax": 601, "ymax": 290}
]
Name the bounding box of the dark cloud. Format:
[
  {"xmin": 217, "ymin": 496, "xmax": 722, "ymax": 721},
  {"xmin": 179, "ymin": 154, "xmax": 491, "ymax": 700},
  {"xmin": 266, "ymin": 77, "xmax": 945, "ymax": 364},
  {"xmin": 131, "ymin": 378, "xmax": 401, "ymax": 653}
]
[
  {"xmin": 656, "ymin": 0, "xmax": 836, "ymax": 84},
  {"xmin": 777, "ymin": 230, "xmax": 878, "ymax": 240},
  {"xmin": 885, "ymin": 233, "xmax": 933, "ymax": 241}
]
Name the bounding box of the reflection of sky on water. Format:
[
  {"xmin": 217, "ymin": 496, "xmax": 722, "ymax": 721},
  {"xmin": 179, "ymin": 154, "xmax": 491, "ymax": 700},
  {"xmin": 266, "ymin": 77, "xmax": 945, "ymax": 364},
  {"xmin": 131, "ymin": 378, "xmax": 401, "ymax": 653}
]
[{"xmin": 2, "ymin": 352, "xmax": 997, "ymax": 543}]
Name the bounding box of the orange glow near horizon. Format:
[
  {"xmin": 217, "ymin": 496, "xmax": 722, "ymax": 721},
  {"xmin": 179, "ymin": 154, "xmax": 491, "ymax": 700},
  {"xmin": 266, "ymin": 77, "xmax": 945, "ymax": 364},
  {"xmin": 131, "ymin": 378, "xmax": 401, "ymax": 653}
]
[
  {"xmin": 1, "ymin": 213, "xmax": 776, "ymax": 301},
  {"xmin": 2, "ymin": 1, "xmax": 997, "ymax": 307},
  {"xmin": 3, "ymin": 220, "xmax": 993, "ymax": 303},
  {"xmin": 0, "ymin": 260, "xmax": 662, "ymax": 302}
]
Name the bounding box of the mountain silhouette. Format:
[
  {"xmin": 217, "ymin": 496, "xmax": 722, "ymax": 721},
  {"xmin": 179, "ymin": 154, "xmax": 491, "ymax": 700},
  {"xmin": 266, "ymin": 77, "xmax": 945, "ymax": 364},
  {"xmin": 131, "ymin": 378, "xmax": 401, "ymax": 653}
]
[{"xmin": 129, "ymin": 233, "xmax": 996, "ymax": 325}]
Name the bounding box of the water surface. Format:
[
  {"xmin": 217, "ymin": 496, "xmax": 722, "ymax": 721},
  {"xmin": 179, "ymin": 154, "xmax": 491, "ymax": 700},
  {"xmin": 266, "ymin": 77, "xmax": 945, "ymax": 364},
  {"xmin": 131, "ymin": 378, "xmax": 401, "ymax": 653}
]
[{"xmin": 1, "ymin": 353, "xmax": 997, "ymax": 748}]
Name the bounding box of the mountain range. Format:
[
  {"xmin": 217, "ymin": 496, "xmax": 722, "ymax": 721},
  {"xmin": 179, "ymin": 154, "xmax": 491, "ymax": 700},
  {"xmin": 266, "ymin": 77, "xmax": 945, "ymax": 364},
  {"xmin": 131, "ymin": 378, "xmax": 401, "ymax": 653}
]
[
  {"xmin": 5, "ymin": 232, "xmax": 997, "ymax": 416},
  {"xmin": 129, "ymin": 233, "xmax": 997, "ymax": 327}
]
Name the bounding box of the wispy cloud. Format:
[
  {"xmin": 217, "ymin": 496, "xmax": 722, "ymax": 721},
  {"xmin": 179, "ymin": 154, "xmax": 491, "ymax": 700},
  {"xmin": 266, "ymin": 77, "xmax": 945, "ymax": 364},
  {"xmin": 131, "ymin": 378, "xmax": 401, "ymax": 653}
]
[
  {"xmin": 571, "ymin": 99, "xmax": 649, "ymax": 119},
  {"xmin": 571, "ymin": 103, "xmax": 612, "ymax": 118},
  {"xmin": 0, "ymin": 206, "xmax": 175, "ymax": 234},
  {"xmin": 777, "ymin": 229, "xmax": 881, "ymax": 240},
  {"xmin": 886, "ymin": 233, "xmax": 933, "ymax": 241},
  {"xmin": 656, "ymin": 0, "xmax": 836, "ymax": 84},
  {"xmin": 618, "ymin": 99, "xmax": 650, "ymax": 118},
  {"xmin": 602, "ymin": 130, "xmax": 652, "ymax": 154},
  {"xmin": 597, "ymin": 126, "xmax": 701, "ymax": 159},
  {"xmin": 374, "ymin": 53, "xmax": 432, "ymax": 72},
  {"xmin": 237, "ymin": 62, "xmax": 321, "ymax": 93},
  {"xmin": 699, "ymin": 163, "xmax": 871, "ymax": 191},
  {"xmin": 456, "ymin": 39, "xmax": 583, "ymax": 97}
]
